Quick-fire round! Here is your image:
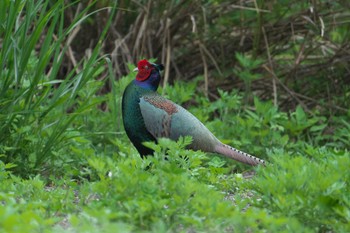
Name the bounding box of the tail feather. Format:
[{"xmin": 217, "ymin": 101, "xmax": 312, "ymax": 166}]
[{"xmin": 214, "ymin": 143, "xmax": 265, "ymax": 166}]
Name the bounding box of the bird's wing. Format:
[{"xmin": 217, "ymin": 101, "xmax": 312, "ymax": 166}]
[
  {"xmin": 139, "ymin": 94, "xmax": 178, "ymax": 139},
  {"xmin": 139, "ymin": 94, "xmax": 219, "ymax": 152}
]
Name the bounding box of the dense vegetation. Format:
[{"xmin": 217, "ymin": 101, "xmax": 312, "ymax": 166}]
[{"xmin": 0, "ymin": 0, "xmax": 349, "ymax": 232}]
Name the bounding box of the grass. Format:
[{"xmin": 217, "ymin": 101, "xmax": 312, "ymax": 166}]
[{"xmin": 0, "ymin": 0, "xmax": 349, "ymax": 232}]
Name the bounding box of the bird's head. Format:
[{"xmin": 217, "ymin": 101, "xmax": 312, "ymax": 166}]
[
  {"xmin": 133, "ymin": 59, "xmax": 164, "ymax": 91},
  {"xmin": 133, "ymin": 59, "xmax": 164, "ymax": 82}
]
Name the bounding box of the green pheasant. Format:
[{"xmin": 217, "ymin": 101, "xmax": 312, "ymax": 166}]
[{"xmin": 122, "ymin": 59, "xmax": 265, "ymax": 166}]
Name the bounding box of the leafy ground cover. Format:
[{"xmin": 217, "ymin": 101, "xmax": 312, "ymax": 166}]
[
  {"xmin": 1, "ymin": 73, "xmax": 349, "ymax": 232},
  {"xmin": 0, "ymin": 0, "xmax": 349, "ymax": 232}
]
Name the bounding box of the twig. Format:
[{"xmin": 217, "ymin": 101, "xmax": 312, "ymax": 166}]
[
  {"xmin": 263, "ymin": 64, "xmax": 310, "ymax": 113},
  {"xmin": 229, "ymin": 4, "xmax": 270, "ymax": 13},
  {"xmin": 162, "ymin": 18, "xmax": 171, "ymax": 94},
  {"xmin": 262, "ymin": 26, "xmax": 277, "ymax": 107},
  {"xmin": 292, "ymin": 92, "xmax": 348, "ymax": 112},
  {"xmin": 200, "ymin": 44, "xmax": 222, "ymax": 75},
  {"xmin": 199, "ymin": 43, "xmax": 208, "ymax": 97},
  {"xmin": 133, "ymin": 13, "xmax": 148, "ymax": 58}
]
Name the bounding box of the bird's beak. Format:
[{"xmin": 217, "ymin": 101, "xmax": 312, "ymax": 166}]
[{"xmin": 133, "ymin": 67, "xmax": 138, "ymax": 72}]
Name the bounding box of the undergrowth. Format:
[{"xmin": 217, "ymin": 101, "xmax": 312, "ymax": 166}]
[
  {"xmin": 0, "ymin": 0, "xmax": 349, "ymax": 233},
  {"xmin": 1, "ymin": 69, "xmax": 349, "ymax": 232}
]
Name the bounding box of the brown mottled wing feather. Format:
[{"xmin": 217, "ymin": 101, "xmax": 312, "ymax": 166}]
[{"xmin": 139, "ymin": 95, "xmax": 175, "ymax": 138}]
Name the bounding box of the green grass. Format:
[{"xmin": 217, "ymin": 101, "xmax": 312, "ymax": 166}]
[{"xmin": 0, "ymin": 0, "xmax": 350, "ymax": 232}]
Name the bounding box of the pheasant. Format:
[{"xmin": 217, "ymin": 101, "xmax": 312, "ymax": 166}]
[{"xmin": 122, "ymin": 59, "xmax": 265, "ymax": 166}]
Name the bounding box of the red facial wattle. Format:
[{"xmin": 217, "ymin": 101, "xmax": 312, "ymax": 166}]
[{"xmin": 136, "ymin": 59, "xmax": 154, "ymax": 81}]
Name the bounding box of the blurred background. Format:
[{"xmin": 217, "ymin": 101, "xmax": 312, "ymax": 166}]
[{"xmin": 62, "ymin": 0, "xmax": 350, "ymax": 112}]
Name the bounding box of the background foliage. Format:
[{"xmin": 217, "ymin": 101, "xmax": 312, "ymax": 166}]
[{"xmin": 0, "ymin": 0, "xmax": 349, "ymax": 232}]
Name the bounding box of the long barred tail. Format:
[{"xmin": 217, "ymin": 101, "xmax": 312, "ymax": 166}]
[{"xmin": 214, "ymin": 143, "xmax": 265, "ymax": 166}]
